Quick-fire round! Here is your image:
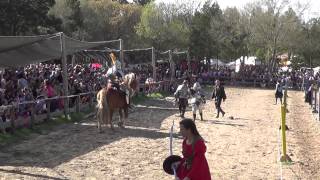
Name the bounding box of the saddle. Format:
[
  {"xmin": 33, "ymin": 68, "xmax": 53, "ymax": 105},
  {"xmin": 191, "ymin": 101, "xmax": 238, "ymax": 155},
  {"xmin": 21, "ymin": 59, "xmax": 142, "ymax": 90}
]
[{"xmin": 107, "ymin": 82, "xmax": 130, "ymax": 105}]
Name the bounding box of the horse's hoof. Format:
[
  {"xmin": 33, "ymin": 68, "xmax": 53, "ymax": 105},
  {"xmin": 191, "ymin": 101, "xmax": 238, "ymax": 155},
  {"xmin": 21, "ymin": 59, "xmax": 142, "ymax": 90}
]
[{"xmin": 110, "ymin": 125, "xmax": 115, "ymax": 130}]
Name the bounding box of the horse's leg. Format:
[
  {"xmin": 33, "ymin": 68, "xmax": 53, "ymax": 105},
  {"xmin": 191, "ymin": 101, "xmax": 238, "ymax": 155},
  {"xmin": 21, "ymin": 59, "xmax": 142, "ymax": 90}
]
[
  {"xmin": 122, "ymin": 107, "xmax": 128, "ymax": 128},
  {"xmin": 97, "ymin": 108, "xmax": 102, "ymax": 133},
  {"xmin": 109, "ymin": 109, "xmax": 114, "ymax": 130},
  {"xmin": 118, "ymin": 109, "xmax": 124, "ymax": 128}
]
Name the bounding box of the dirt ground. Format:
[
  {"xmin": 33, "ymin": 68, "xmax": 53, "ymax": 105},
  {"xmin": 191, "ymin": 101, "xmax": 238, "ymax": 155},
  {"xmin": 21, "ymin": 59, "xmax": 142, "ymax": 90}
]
[{"xmin": 0, "ymin": 87, "xmax": 320, "ymax": 180}]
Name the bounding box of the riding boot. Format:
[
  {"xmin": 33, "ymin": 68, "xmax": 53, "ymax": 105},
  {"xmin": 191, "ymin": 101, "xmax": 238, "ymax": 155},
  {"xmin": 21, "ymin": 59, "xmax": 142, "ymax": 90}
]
[
  {"xmin": 181, "ymin": 109, "xmax": 185, "ymax": 118},
  {"xmin": 200, "ymin": 113, "xmax": 203, "ymax": 121},
  {"xmin": 216, "ymin": 110, "xmax": 220, "ymax": 118},
  {"xmin": 193, "ymin": 114, "xmax": 196, "ymax": 121}
]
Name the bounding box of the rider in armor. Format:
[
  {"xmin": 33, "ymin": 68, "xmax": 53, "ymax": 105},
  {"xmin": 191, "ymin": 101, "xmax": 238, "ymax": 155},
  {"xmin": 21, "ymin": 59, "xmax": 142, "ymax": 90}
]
[{"xmin": 107, "ymin": 53, "xmax": 124, "ymax": 80}]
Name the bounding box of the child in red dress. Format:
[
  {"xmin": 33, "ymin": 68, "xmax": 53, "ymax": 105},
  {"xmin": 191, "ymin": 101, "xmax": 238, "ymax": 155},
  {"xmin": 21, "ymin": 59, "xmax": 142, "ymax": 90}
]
[{"xmin": 175, "ymin": 118, "xmax": 211, "ymax": 180}]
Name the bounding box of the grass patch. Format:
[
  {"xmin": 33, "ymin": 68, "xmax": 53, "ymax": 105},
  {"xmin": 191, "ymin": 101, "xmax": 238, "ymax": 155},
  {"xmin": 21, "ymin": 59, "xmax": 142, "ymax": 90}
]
[
  {"xmin": 132, "ymin": 91, "xmax": 171, "ymax": 104},
  {"xmin": 203, "ymin": 85, "xmax": 213, "ymax": 91},
  {"xmin": 0, "ymin": 111, "xmax": 90, "ymax": 147}
]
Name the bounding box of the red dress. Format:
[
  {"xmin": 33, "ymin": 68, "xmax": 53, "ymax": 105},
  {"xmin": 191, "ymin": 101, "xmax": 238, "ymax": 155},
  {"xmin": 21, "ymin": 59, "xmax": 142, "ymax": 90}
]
[{"xmin": 177, "ymin": 138, "xmax": 211, "ymax": 180}]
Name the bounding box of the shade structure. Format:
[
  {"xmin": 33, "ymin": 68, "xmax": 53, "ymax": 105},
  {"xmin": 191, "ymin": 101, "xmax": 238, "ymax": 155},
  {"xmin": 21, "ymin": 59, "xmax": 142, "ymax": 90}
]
[{"xmin": 0, "ymin": 33, "xmax": 113, "ymax": 67}]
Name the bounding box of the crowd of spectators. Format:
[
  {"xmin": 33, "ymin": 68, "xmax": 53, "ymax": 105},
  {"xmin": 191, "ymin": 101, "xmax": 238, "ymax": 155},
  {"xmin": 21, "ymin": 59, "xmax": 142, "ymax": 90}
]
[{"xmin": 1, "ymin": 61, "xmax": 319, "ymax": 110}]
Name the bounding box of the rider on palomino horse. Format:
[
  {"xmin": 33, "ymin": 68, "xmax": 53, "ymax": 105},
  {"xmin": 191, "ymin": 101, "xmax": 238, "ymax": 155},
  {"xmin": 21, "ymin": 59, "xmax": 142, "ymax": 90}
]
[{"xmin": 96, "ymin": 53, "xmax": 138, "ymax": 131}]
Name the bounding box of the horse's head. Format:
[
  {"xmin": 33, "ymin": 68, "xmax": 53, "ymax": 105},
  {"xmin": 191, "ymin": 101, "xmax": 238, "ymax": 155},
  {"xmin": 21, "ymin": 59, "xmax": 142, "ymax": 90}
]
[{"xmin": 123, "ymin": 73, "xmax": 138, "ymax": 97}]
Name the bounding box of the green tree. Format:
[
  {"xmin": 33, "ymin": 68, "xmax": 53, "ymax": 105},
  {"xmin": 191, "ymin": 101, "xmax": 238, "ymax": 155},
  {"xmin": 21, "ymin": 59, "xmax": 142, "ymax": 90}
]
[
  {"xmin": 135, "ymin": 2, "xmax": 190, "ymax": 50},
  {"xmin": 0, "ymin": 0, "xmax": 61, "ymax": 35},
  {"xmin": 300, "ymin": 18, "xmax": 320, "ymax": 67},
  {"xmin": 189, "ymin": 1, "xmax": 223, "ymax": 60},
  {"xmin": 50, "ymin": 0, "xmax": 84, "ymax": 38}
]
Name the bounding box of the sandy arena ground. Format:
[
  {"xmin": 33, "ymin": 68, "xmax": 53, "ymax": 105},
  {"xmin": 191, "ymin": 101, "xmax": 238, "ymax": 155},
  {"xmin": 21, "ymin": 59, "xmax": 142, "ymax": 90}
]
[{"xmin": 0, "ymin": 87, "xmax": 320, "ymax": 180}]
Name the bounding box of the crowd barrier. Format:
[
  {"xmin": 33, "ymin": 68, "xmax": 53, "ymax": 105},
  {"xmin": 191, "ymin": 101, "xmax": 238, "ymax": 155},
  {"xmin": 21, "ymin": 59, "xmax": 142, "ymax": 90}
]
[
  {"xmin": 0, "ymin": 92, "xmax": 95, "ymax": 133},
  {"xmin": 0, "ymin": 79, "xmax": 185, "ymax": 133}
]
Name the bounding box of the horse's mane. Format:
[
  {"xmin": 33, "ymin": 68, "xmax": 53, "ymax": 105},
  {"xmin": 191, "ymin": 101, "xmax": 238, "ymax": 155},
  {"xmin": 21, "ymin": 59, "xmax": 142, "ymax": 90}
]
[{"xmin": 124, "ymin": 73, "xmax": 137, "ymax": 90}]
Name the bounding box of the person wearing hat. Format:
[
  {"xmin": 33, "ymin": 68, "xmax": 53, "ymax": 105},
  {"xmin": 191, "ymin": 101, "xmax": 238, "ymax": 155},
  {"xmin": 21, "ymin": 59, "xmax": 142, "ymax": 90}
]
[
  {"xmin": 174, "ymin": 80, "xmax": 190, "ymax": 118},
  {"xmin": 107, "ymin": 53, "xmax": 124, "ymax": 80},
  {"xmin": 163, "ymin": 119, "xmax": 211, "ymax": 180},
  {"xmin": 211, "ymin": 79, "xmax": 226, "ymax": 118},
  {"xmin": 275, "ymin": 80, "xmax": 283, "ymax": 104}
]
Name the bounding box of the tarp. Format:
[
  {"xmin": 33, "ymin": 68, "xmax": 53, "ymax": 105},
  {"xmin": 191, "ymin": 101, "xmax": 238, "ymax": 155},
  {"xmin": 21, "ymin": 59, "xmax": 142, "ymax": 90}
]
[{"xmin": 0, "ymin": 33, "xmax": 110, "ymax": 67}]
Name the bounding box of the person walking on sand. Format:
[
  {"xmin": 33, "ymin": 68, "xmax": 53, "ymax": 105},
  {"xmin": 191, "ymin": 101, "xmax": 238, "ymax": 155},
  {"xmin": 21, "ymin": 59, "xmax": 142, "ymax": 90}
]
[
  {"xmin": 211, "ymin": 80, "xmax": 226, "ymax": 118},
  {"xmin": 174, "ymin": 80, "xmax": 190, "ymax": 118},
  {"xmin": 275, "ymin": 80, "xmax": 283, "ymax": 105}
]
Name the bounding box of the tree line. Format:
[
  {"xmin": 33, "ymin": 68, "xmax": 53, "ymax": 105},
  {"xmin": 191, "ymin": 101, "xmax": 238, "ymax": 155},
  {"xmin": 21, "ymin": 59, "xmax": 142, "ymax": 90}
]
[{"xmin": 1, "ymin": 0, "xmax": 320, "ymax": 67}]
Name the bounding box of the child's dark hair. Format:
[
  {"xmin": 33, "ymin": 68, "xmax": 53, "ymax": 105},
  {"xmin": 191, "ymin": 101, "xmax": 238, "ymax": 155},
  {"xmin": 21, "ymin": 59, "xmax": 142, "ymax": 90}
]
[{"xmin": 180, "ymin": 118, "xmax": 200, "ymax": 136}]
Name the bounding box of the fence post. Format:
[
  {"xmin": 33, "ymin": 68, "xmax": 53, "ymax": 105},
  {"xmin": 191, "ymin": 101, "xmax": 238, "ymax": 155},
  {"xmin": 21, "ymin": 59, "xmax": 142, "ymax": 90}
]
[
  {"xmin": 10, "ymin": 107, "xmax": 16, "ymax": 133},
  {"xmin": 76, "ymin": 95, "xmax": 80, "ymax": 113},
  {"xmin": 318, "ymin": 89, "xmax": 320, "ymax": 121},
  {"xmin": 313, "ymin": 88, "xmax": 318, "ymax": 113},
  {"xmin": 280, "ymin": 105, "xmax": 292, "ymax": 162},
  {"xmin": 89, "ymin": 93, "xmax": 93, "ymax": 108},
  {"xmin": 46, "ymin": 100, "xmax": 51, "ymax": 121},
  {"xmin": 63, "ymin": 97, "xmax": 68, "ymax": 117},
  {"xmin": 30, "ymin": 102, "xmax": 35, "ymax": 128},
  {"xmin": 0, "ymin": 119, "xmax": 4, "ymax": 134}
]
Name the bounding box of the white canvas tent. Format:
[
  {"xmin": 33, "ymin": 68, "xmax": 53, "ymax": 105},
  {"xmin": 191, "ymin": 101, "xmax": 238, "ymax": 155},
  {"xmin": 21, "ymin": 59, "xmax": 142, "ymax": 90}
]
[
  {"xmin": 313, "ymin": 67, "xmax": 320, "ymax": 75},
  {"xmin": 210, "ymin": 59, "xmax": 226, "ymax": 66},
  {"xmin": 226, "ymin": 56, "xmax": 261, "ymax": 72},
  {"xmin": 226, "ymin": 61, "xmax": 236, "ymax": 70}
]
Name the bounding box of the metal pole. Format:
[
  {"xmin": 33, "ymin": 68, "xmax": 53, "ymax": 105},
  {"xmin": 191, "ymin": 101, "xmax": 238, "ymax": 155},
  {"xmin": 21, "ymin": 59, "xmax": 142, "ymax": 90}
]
[
  {"xmin": 318, "ymin": 89, "xmax": 320, "ymax": 120},
  {"xmin": 120, "ymin": 39, "xmax": 124, "ymax": 69},
  {"xmin": 316, "ymin": 90, "xmax": 318, "ymax": 112},
  {"xmin": 169, "ymin": 50, "xmax": 175, "ymax": 82},
  {"xmin": 187, "ymin": 51, "xmax": 191, "ymax": 76},
  {"xmin": 60, "ymin": 33, "xmax": 69, "ymax": 116},
  {"xmin": 152, "ymin": 47, "xmax": 156, "ymax": 80},
  {"xmin": 71, "ymin": 55, "xmax": 75, "ymax": 67},
  {"xmin": 280, "ymin": 105, "xmax": 287, "ymax": 161}
]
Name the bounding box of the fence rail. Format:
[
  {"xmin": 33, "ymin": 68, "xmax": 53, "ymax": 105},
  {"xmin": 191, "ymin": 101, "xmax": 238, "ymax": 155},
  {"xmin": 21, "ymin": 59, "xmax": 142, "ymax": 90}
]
[{"xmin": 0, "ymin": 79, "xmax": 185, "ymax": 133}]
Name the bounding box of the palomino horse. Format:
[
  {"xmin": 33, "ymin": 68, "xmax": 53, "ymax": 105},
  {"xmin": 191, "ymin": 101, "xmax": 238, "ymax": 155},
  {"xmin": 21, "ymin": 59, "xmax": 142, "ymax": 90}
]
[{"xmin": 97, "ymin": 73, "xmax": 138, "ymax": 131}]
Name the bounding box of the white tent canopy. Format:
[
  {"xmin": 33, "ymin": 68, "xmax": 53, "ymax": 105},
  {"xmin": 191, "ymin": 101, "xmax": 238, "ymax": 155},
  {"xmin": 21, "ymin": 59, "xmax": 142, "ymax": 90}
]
[
  {"xmin": 313, "ymin": 66, "xmax": 320, "ymax": 75},
  {"xmin": 226, "ymin": 56, "xmax": 261, "ymax": 72},
  {"xmin": 210, "ymin": 59, "xmax": 226, "ymax": 66}
]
